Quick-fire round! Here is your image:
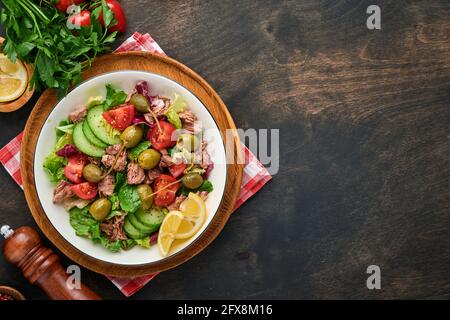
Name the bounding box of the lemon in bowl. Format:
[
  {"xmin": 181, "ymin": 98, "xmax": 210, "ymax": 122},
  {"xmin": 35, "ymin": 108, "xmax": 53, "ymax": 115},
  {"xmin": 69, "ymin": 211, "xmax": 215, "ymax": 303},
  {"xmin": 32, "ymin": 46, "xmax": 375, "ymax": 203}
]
[{"xmin": 0, "ymin": 53, "xmax": 28, "ymax": 103}]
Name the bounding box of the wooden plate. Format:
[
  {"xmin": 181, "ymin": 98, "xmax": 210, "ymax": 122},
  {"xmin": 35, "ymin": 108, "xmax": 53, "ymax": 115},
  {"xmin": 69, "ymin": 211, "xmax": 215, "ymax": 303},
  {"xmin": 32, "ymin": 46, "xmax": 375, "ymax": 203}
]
[
  {"xmin": 21, "ymin": 52, "xmax": 243, "ymax": 276},
  {"xmin": 0, "ymin": 36, "xmax": 35, "ymax": 112}
]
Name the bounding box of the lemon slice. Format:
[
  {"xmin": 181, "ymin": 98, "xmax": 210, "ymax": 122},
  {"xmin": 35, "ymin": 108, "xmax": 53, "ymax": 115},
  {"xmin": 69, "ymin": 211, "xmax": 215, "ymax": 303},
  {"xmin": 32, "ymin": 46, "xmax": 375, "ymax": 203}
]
[
  {"xmin": 0, "ymin": 54, "xmax": 28, "ymax": 102},
  {"xmin": 175, "ymin": 193, "xmax": 207, "ymax": 240},
  {"xmin": 158, "ymin": 210, "xmax": 184, "ymax": 256}
]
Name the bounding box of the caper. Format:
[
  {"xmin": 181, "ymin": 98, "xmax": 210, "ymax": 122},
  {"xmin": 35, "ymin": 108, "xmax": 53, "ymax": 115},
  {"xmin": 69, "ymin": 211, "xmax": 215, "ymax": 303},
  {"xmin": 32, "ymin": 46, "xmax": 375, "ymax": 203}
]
[
  {"xmin": 82, "ymin": 164, "xmax": 103, "ymax": 183},
  {"xmin": 138, "ymin": 149, "xmax": 161, "ymax": 170},
  {"xmin": 120, "ymin": 125, "xmax": 144, "ymax": 148},
  {"xmin": 182, "ymin": 173, "xmax": 204, "ymax": 189},
  {"xmin": 130, "ymin": 93, "xmax": 150, "ymax": 113},
  {"xmin": 136, "ymin": 184, "xmax": 154, "ymax": 210},
  {"xmin": 177, "ymin": 133, "xmax": 200, "ymax": 152},
  {"xmin": 89, "ymin": 198, "xmax": 112, "ymax": 221}
]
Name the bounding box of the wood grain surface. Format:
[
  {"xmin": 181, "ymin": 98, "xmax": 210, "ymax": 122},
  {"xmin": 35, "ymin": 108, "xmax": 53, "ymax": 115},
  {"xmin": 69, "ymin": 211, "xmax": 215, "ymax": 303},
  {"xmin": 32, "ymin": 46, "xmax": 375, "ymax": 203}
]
[
  {"xmin": 21, "ymin": 52, "xmax": 243, "ymax": 277},
  {"xmin": 0, "ymin": 0, "xmax": 449, "ymax": 299}
]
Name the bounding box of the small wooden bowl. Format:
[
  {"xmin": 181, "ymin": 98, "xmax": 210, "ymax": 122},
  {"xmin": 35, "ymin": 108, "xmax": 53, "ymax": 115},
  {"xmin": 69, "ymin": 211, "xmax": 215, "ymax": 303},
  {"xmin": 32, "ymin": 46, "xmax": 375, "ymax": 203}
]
[
  {"xmin": 0, "ymin": 286, "xmax": 26, "ymax": 300},
  {"xmin": 0, "ymin": 36, "xmax": 35, "ymax": 112}
]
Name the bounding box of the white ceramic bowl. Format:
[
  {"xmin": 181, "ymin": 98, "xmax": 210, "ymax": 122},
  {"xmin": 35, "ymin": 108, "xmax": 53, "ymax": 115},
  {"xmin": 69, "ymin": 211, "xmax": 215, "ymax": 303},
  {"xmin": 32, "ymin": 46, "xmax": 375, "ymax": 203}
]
[{"xmin": 34, "ymin": 71, "xmax": 227, "ymax": 265}]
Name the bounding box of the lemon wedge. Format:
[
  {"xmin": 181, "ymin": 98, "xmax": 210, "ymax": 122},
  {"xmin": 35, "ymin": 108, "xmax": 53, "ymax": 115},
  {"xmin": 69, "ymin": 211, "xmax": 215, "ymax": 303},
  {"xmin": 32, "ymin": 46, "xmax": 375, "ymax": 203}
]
[
  {"xmin": 176, "ymin": 193, "xmax": 207, "ymax": 240},
  {"xmin": 157, "ymin": 210, "xmax": 184, "ymax": 257},
  {"xmin": 0, "ymin": 54, "xmax": 28, "ymax": 103}
]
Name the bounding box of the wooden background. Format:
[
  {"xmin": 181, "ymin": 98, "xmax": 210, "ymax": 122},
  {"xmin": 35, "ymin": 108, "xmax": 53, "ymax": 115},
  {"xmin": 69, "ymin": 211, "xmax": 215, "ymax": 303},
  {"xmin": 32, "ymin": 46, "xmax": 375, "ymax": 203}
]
[{"xmin": 1, "ymin": 0, "xmax": 449, "ymax": 299}]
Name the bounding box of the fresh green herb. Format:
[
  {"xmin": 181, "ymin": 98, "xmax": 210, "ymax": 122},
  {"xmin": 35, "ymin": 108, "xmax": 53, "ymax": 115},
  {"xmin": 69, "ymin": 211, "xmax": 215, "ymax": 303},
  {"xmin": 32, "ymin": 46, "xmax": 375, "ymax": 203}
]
[
  {"xmin": 179, "ymin": 180, "xmax": 214, "ymax": 196},
  {"xmin": 118, "ymin": 184, "xmax": 142, "ymax": 213},
  {"xmin": 164, "ymin": 107, "xmax": 182, "ymax": 129},
  {"xmin": 114, "ymin": 172, "xmax": 126, "ymax": 193},
  {"xmin": 128, "ymin": 141, "xmax": 151, "ymax": 161},
  {"xmin": 0, "ymin": 0, "xmax": 118, "ymax": 97},
  {"xmin": 103, "ymin": 84, "xmax": 128, "ymax": 110}
]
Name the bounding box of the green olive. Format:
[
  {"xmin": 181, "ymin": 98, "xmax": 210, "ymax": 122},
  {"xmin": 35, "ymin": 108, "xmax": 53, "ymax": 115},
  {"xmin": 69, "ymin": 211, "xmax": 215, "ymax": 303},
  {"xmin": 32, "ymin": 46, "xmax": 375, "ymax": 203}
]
[
  {"xmin": 130, "ymin": 93, "xmax": 150, "ymax": 113},
  {"xmin": 82, "ymin": 164, "xmax": 103, "ymax": 183},
  {"xmin": 89, "ymin": 198, "xmax": 112, "ymax": 221},
  {"xmin": 136, "ymin": 184, "xmax": 154, "ymax": 210},
  {"xmin": 182, "ymin": 173, "xmax": 204, "ymax": 189},
  {"xmin": 138, "ymin": 149, "xmax": 161, "ymax": 170},
  {"xmin": 120, "ymin": 125, "xmax": 144, "ymax": 148},
  {"xmin": 177, "ymin": 133, "xmax": 200, "ymax": 152}
]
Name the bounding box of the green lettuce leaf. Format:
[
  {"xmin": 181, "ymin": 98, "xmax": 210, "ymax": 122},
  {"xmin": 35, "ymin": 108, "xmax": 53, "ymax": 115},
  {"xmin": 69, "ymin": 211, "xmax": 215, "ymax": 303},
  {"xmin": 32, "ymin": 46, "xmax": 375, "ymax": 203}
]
[
  {"xmin": 70, "ymin": 207, "xmax": 132, "ymax": 252},
  {"xmin": 56, "ymin": 119, "xmax": 73, "ymax": 137},
  {"xmin": 135, "ymin": 237, "xmax": 151, "ymax": 248},
  {"xmin": 114, "ymin": 172, "xmax": 126, "ymax": 193},
  {"xmin": 171, "ymin": 94, "xmax": 187, "ymax": 112},
  {"xmin": 69, "ymin": 207, "xmax": 97, "ymax": 237},
  {"xmin": 128, "ymin": 141, "xmax": 151, "ymax": 161},
  {"xmin": 103, "ymin": 84, "xmax": 127, "ymax": 110},
  {"xmin": 118, "ymin": 184, "xmax": 142, "ymax": 213},
  {"xmin": 108, "ymin": 194, "xmax": 120, "ymax": 211},
  {"xmin": 179, "ymin": 180, "xmax": 214, "ymax": 196},
  {"xmin": 164, "ymin": 107, "xmax": 182, "ymax": 129},
  {"xmin": 43, "ymin": 133, "xmax": 72, "ymax": 184}
]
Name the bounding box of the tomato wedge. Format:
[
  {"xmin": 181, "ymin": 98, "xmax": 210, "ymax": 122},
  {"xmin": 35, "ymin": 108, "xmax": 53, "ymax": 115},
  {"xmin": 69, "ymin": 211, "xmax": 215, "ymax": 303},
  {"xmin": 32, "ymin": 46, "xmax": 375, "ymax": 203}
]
[
  {"xmin": 102, "ymin": 104, "xmax": 135, "ymax": 131},
  {"xmin": 168, "ymin": 163, "xmax": 187, "ymax": 179},
  {"xmin": 147, "ymin": 120, "xmax": 177, "ymax": 150},
  {"xmin": 71, "ymin": 182, "xmax": 98, "ymax": 200},
  {"xmin": 64, "ymin": 153, "xmax": 88, "ymax": 184},
  {"xmin": 153, "ymin": 174, "xmax": 179, "ymax": 207}
]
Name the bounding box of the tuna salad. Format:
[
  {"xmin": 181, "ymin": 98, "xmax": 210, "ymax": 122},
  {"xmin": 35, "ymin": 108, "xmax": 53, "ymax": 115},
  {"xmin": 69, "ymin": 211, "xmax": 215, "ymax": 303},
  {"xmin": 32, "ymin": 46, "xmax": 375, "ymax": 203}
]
[{"xmin": 43, "ymin": 81, "xmax": 214, "ymax": 254}]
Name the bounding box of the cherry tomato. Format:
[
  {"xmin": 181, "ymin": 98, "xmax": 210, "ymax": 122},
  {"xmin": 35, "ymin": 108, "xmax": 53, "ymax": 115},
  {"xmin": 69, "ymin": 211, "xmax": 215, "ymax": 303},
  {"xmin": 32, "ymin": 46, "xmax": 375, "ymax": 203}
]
[
  {"xmin": 55, "ymin": 0, "xmax": 86, "ymax": 13},
  {"xmin": 147, "ymin": 120, "xmax": 177, "ymax": 150},
  {"xmin": 64, "ymin": 154, "xmax": 88, "ymax": 184},
  {"xmin": 153, "ymin": 174, "xmax": 179, "ymax": 207},
  {"xmin": 71, "ymin": 182, "xmax": 98, "ymax": 200},
  {"xmin": 68, "ymin": 10, "xmax": 91, "ymax": 28},
  {"xmin": 102, "ymin": 104, "xmax": 135, "ymax": 131},
  {"xmin": 98, "ymin": 0, "xmax": 127, "ymax": 33},
  {"xmin": 168, "ymin": 163, "xmax": 187, "ymax": 179}
]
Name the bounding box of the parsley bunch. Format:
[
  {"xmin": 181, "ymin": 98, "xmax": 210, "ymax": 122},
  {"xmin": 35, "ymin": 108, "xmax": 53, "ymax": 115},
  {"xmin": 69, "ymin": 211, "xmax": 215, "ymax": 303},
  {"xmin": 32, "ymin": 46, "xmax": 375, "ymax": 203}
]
[{"xmin": 0, "ymin": 0, "xmax": 118, "ymax": 97}]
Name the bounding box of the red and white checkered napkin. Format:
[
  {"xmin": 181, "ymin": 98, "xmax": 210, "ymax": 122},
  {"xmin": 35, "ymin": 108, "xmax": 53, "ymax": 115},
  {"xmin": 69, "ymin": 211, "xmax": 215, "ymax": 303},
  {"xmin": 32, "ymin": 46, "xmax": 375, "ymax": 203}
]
[{"xmin": 0, "ymin": 32, "xmax": 271, "ymax": 297}]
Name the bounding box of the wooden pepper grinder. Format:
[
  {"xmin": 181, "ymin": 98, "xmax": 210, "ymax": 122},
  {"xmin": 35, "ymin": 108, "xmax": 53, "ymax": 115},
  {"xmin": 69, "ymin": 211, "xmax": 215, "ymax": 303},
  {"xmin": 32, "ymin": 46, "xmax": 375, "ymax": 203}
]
[{"xmin": 1, "ymin": 225, "xmax": 101, "ymax": 300}]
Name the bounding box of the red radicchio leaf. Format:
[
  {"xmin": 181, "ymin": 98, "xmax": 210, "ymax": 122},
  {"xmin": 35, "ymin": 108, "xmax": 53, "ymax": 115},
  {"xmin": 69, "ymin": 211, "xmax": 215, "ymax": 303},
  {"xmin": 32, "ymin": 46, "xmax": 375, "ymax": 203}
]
[
  {"xmin": 133, "ymin": 114, "xmax": 147, "ymax": 125},
  {"xmin": 135, "ymin": 81, "xmax": 150, "ymax": 99},
  {"xmin": 203, "ymin": 163, "xmax": 214, "ymax": 179},
  {"xmin": 56, "ymin": 144, "xmax": 80, "ymax": 158},
  {"xmin": 150, "ymin": 232, "xmax": 158, "ymax": 245}
]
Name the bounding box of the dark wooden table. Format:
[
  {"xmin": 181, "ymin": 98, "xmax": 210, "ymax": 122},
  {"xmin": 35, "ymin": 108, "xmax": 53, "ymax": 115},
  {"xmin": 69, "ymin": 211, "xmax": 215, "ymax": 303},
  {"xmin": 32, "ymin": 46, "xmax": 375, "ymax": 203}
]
[{"xmin": 1, "ymin": 0, "xmax": 449, "ymax": 300}]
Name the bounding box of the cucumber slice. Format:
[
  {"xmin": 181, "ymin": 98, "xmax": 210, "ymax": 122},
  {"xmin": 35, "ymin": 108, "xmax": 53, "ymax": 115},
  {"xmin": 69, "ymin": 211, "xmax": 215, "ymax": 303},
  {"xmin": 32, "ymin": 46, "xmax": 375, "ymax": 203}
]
[
  {"xmin": 123, "ymin": 216, "xmax": 148, "ymax": 239},
  {"xmin": 135, "ymin": 207, "xmax": 165, "ymax": 231},
  {"xmin": 86, "ymin": 105, "xmax": 122, "ymax": 145},
  {"xmin": 128, "ymin": 213, "xmax": 154, "ymax": 234},
  {"xmin": 73, "ymin": 122, "xmax": 105, "ymax": 158},
  {"xmin": 83, "ymin": 120, "xmax": 108, "ymax": 148}
]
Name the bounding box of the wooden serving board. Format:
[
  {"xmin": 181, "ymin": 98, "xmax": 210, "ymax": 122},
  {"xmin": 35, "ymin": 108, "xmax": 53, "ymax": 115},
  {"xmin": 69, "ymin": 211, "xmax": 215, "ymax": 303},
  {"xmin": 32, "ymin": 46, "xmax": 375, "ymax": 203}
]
[{"xmin": 20, "ymin": 52, "xmax": 243, "ymax": 277}]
